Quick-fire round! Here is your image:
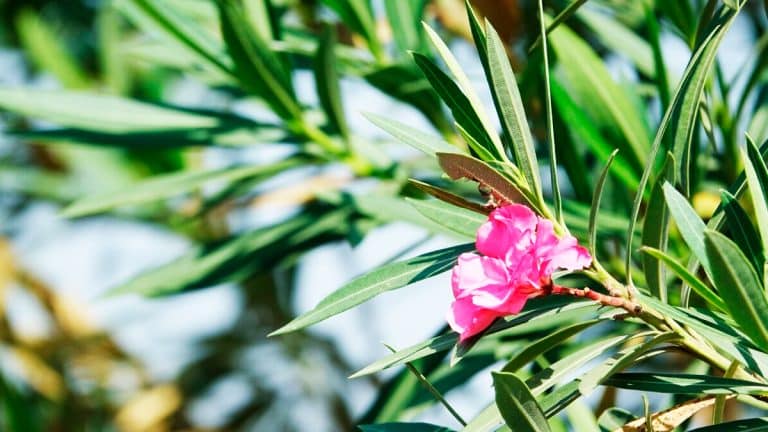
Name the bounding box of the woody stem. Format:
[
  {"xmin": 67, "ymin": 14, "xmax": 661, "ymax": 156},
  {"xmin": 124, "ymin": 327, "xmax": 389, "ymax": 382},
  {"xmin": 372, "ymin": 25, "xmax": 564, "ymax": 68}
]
[{"xmin": 550, "ymin": 285, "xmax": 641, "ymax": 315}]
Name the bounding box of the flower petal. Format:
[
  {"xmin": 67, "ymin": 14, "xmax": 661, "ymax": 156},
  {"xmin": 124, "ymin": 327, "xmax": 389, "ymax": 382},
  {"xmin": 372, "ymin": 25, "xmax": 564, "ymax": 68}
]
[{"xmin": 447, "ymin": 298, "xmax": 499, "ymax": 341}]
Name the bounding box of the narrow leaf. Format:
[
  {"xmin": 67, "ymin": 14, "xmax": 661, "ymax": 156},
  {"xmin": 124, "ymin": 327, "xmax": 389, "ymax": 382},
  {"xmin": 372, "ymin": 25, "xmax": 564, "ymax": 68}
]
[
  {"xmin": 484, "ymin": 20, "xmax": 543, "ymax": 200},
  {"xmin": 704, "ymin": 230, "xmax": 768, "ymax": 351},
  {"xmin": 493, "ymin": 372, "xmax": 551, "ymax": 432},
  {"xmin": 639, "ymin": 247, "xmax": 726, "ymax": 312},
  {"xmin": 62, "ymin": 159, "xmax": 300, "ymax": 218},
  {"xmin": 408, "ymin": 199, "xmax": 484, "ymax": 239},
  {"xmin": 422, "ymin": 23, "xmax": 505, "ymax": 159},
  {"xmin": 315, "ymin": 25, "xmax": 349, "ymax": 138},
  {"xmin": 365, "ymin": 113, "xmax": 459, "ymax": 156},
  {"xmin": 744, "ymin": 138, "xmax": 768, "ymax": 256},
  {"xmin": 270, "ymin": 243, "xmax": 474, "ymax": 335},
  {"xmin": 604, "ymin": 372, "xmax": 768, "ymax": 395},
  {"xmin": 589, "ymin": 149, "xmax": 619, "ymax": 257},
  {"xmin": 0, "ymin": 88, "xmax": 219, "ymax": 133},
  {"xmin": 721, "ymin": 190, "xmax": 764, "ymax": 278},
  {"xmin": 413, "ymin": 53, "xmax": 501, "ymax": 161},
  {"xmin": 642, "ymin": 153, "xmax": 676, "ymax": 302}
]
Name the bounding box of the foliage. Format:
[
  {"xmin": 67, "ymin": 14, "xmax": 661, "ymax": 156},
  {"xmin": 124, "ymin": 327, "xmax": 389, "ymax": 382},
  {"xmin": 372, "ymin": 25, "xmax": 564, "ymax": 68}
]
[{"xmin": 2, "ymin": 0, "xmax": 768, "ymax": 430}]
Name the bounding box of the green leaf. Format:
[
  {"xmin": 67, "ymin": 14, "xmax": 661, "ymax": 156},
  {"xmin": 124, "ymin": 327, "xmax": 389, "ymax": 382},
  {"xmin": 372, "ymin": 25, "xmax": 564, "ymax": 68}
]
[
  {"xmin": 493, "ymin": 372, "xmax": 551, "ymax": 432},
  {"xmin": 501, "ymin": 319, "xmax": 602, "ymax": 373},
  {"xmin": 533, "ymin": 0, "xmax": 589, "ymax": 50},
  {"xmin": 578, "ymin": 332, "xmax": 678, "ymax": 396},
  {"xmin": 688, "ymin": 417, "xmax": 768, "ymax": 431},
  {"xmin": 351, "ymin": 300, "xmax": 601, "ymax": 378},
  {"xmin": 407, "ymin": 199, "xmax": 484, "ymax": 239},
  {"xmin": 721, "ymin": 190, "xmax": 764, "ymax": 278},
  {"xmin": 62, "ymin": 159, "xmax": 301, "ymax": 218},
  {"xmin": 626, "ymin": 2, "xmax": 744, "ymax": 284},
  {"xmin": 549, "ymin": 19, "xmax": 649, "ymax": 173},
  {"xmin": 578, "ymin": 8, "xmax": 653, "ymax": 77},
  {"xmin": 365, "ymin": 113, "xmax": 458, "ymax": 156},
  {"xmin": 119, "ymin": 0, "xmax": 231, "ymax": 75},
  {"xmin": 604, "ymin": 372, "xmax": 768, "ymax": 395},
  {"xmin": 639, "ymin": 247, "xmax": 726, "ymax": 312},
  {"xmin": 270, "ymin": 243, "xmax": 474, "ymax": 335},
  {"xmin": 744, "ymin": 138, "xmax": 768, "ymax": 257},
  {"xmin": 663, "ymin": 182, "xmax": 711, "ymax": 271},
  {"xmin": 315, "ymin": 25, "xmax": 349, "ymax": 138},
  {"xmin": 110, "ymin": 210, "xmax": 346, "ymax": 297},
  {"xmin": 668, "ymin": 4, "xmax": 743, "ymax": 194},
  {"xmin": 0, "ymin": 88, "xmax": 220, "ymax": 133},
  {"xmin": 484, "ymin": 20, "xmax": 542, "ymax": 199},
  {"xmin": 550, "ymin": 81, "xmax": 639, "ymax": 190},
  {"xmin": 704, "ymin": 230, "xmax": 768, "ymax": 352},
  {"xmin": 642, "ymin": 153, "xmax": 676, "ymax": 302},
  {"xmin": 218, "ymin": 0, "xmax": 302, "ymax": 121},
  {"xmin": 598, "ymin": 408, "xmax": 636, "ymax": 432},
  {"xmin": 322, "ymin": 0, "xmax": 382, "ymax": 60},
  {"xmin": 565, "ymin": 399, "xmax": 599, "ymax": 432},
  {"xmin": 588, "ymin": 149, "xmax": 619, "ymax": 257},
  {"xmin": 364, "ymin": 62, "xmax": 452, "ymax": 134},
  {"xmin": 531, "ymin": 334, "xmax": 633, "ymax": 396},
  {"xmin": 15, "ymin": 9, "xmax": 90, "ymax": 89},
  {"xmin": 384, "ymin": 0, "xmax": 428, "ymax": 54},
  {"xmin": 359, "ymin": 423, "xmax": 455, "ymax": 432},
  {"xmin": 412, "ymin": 53, "xmax": 501, "ymax": 162},
  {"xmin": 422, "ymin": 23, "xmax": 505, "ymax": 160}
]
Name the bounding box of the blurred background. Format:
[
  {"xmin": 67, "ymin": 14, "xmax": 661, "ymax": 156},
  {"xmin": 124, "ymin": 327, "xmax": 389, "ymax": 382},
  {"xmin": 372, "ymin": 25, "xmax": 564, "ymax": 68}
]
[{"xmin": 0, "ymin": 0, "xmax": 765, "ymax": 431}]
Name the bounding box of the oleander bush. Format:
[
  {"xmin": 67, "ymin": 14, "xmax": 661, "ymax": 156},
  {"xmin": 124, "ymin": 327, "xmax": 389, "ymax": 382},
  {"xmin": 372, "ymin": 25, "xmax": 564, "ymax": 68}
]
[{"xmin": 2, "ymin": 0, "xmax": 768, "ymax": 430}]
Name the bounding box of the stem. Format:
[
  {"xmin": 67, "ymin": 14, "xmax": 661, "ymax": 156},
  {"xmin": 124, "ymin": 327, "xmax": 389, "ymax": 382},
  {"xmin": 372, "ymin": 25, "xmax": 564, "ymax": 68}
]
[{"xmin": 384, "ymin": 344, "xmax": 467, "ymax": 427}]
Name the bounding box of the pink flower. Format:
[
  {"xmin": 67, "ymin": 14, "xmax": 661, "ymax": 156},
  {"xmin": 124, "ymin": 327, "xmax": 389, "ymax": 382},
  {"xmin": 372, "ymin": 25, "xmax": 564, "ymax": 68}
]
[{"xmin": 448, "ymin": 204, "xmax": 592, "ymax": 341}]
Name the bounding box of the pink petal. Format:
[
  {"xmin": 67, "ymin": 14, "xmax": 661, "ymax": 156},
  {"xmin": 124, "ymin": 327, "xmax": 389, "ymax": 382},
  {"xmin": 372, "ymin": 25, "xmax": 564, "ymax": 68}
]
[
  {"xmin": 447, "ymin": 297, "xmax": 499, "ymax": 341},
  {"xmin": 476, "ymin": 204, "xmax": 537, "ymax": 258},
  {"xmin": 451, "ymin": 253, "xmax": 508, "ymax": 297}
]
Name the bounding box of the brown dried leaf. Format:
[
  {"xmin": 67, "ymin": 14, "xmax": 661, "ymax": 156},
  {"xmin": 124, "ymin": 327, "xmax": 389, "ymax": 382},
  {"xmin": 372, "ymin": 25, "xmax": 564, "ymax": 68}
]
[
  {"xmin": 614, "ymin": 396, "xmax": 733, "ymax": 432},
  {"xmin": 437, "ymin": 152, "xmax": 526, "ymax": 209}
]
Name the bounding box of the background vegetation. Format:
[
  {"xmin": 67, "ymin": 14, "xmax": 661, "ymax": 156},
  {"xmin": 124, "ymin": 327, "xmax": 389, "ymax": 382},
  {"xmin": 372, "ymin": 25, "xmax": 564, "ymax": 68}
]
[{"xmin": 1, "ymin": 0, "xmax": 768, "ymax": 430}]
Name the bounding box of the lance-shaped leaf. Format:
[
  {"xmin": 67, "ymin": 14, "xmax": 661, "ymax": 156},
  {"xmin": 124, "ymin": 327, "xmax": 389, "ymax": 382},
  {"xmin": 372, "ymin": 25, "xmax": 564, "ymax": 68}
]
[
  {"xmin": 270, "ymin": 243, "xmax": 474, "ymax": 335},
  {"xmin": 62, "ymin": 158, "xmax": 302, "ymax": 218},
  {"xmin": 669, "ymin": 3, "xmax": 743, "ymax": 194},
  {"xmin": 408, "ymin": 199, "xmax": 484, "ymax": 239},
  {"xmin": 744, "ymin": 138, "xmax": 768, "ymax": 273},
  {"xmin": 422, "ymin": 22, "xmax": 505, "ymax": 160},
  {"xmin": 413, "ymin": 53, "xmax": 501, "ymax": 162},
  {"xmin": 549, "ymin": 19, "xmax": 649, "ymax": 174},
  {"xmin": 384, "ymin": 0, "xmax": 428, "ymax": 54},
  {"xmin": 689, "ymin": 417, "xmax": 768, "ymax": 431},
  {"xmin": 315, "ymin": 25, "xmax": 349, "ymax": 138},
  {"xmin": 218, "ymin": 0, "xmax": 302, "ymax": 121},
  {"xmin": 721, "ymin": 190, "xmax": 764, "ymax": 278},
  {"xmin": 493, "ymin": 372, "xmax": 551, "ymax": 432},
  {"xmin": 110, "ymin": 209, "xmax": 347, "ymax": 297},
  {"xmin": 642, "ymin": 154, "xmax": 676, "ymax": 302},
  {"xmin": 484, "ymin": 21, "xmax": 543, "ymax": 200},
  {"xmin": 704, "ymin": 230, "xmax": 768, "ymax": 352},
  {"xmin": 639, "ymin": 247, "xmax": 726, "ymax": 312},
  {"xmin": 120, "ymin": 0, "xmax": 231, "ymax": 75},
  {"xmin": 0, "ymin": 88, "xmax": 220, "ymax": 133},
  {"xmin": 604, "ymin": 372, "xmax": 768, "ymax": 395},
  {"xmin": 626, "ymin": 3, "xmax": 744, "ymax": 282},
  {"xmin": 365, "ymin": 113, "xmax": 458, "ymax": 156},
  {"xmin": 589, "ymin": 149, "xmax": 619, "ymax": 257},
  {"xmin": 359, "ymin": 423, "xmax": 455, "ymax": 432},
  {"xmin": 663, "ymin": 183, "xmax": 711, "ymax": 272}
]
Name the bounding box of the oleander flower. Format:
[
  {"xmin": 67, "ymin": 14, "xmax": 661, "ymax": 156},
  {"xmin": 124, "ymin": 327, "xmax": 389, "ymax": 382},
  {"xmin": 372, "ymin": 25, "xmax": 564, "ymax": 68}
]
[{"xmin": 448, "ymin": 204, "xmax": 592, "ymax": 341}]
